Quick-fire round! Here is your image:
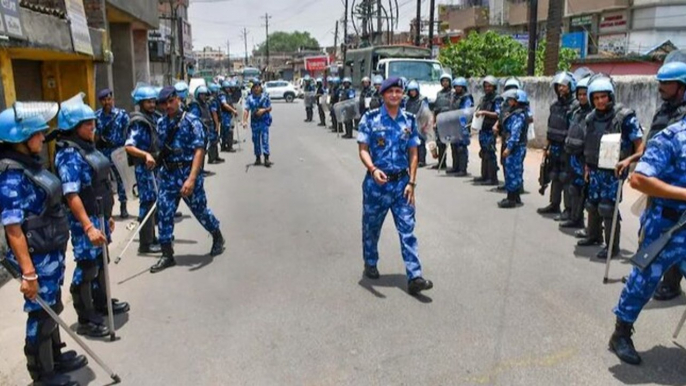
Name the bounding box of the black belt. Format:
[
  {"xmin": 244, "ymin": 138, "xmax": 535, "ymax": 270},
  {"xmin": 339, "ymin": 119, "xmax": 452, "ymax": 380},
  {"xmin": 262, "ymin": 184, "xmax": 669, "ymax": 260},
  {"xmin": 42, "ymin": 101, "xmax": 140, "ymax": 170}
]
[
  {"xmin": 163, "ymin": 161, "xmax": 192, "ymax": 171},
  {"xmin": 369, "ymin": 169, "xmax": 408, "ymax": 181},
  {"xmin": 662, "ymin": 207, "xmax": 684, "ymax": 222}
]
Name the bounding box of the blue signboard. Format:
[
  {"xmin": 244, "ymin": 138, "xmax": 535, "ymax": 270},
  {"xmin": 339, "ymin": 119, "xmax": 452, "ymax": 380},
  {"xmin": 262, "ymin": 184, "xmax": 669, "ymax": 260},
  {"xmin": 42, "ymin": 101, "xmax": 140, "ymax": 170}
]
[
  {"xmin": 562, "ymin": 31, "xmax": 588, "ymax": 59},
  {"xmin": 511, "ymin": 33, "xmax": 529, "ymax": 47}
]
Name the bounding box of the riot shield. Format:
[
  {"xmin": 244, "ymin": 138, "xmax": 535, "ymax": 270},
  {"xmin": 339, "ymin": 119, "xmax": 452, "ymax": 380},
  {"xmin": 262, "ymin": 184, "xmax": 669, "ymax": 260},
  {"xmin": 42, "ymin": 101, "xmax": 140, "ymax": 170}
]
[
  {"xmin": 110, "ymin": 147, "xmax": 137, "ymax": 201},
  {"xmin": 319, "ymin": 95, "xmax": 330, "ymax": 111},
  {"xmin": 304, "ymin": 92, "xmax": 316, "ymax": 108},
  {"xmin": 471, "ymin": 114, "xmax": 484, "ymax": 131},
  {"xmin": 436, "ymin": 108, "xmax": 474, "ymax": 144},
  {"xmin": 416, "ymin": 104, "xmax": 434, "ymax": 140},
  {"xmin": 598, "ymin": 133, "xmax": 621, "ymax": 170},
  {"xmin": 333, "ymin": 98, "xmax": 360, "ymax": 123}
]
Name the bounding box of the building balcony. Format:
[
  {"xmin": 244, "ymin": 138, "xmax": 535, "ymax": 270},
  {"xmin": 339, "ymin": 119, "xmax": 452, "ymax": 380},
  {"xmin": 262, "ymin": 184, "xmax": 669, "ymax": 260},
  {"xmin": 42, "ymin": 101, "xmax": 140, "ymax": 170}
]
[{"xmin": 441, "ymin": 6, "xmax": 490, "ymax": 32}]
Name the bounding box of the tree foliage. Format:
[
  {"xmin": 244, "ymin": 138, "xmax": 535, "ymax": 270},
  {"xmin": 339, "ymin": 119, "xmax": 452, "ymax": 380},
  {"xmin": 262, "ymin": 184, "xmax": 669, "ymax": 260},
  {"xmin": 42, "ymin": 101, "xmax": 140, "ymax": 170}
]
[
  {"xmin": 255, "ymin": 31, "xmax": 320, "ymax": 54},
  {"xmin": 438, "ymin": 31, "xmax": 578, "ymax": 78}
]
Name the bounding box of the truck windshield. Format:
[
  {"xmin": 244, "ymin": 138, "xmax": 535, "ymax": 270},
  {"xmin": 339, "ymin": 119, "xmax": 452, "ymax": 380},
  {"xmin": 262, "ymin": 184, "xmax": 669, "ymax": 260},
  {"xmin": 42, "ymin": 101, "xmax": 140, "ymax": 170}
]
[{"xmin": 387, "ymin": 61, "xmax": 443, "ymax": 82}]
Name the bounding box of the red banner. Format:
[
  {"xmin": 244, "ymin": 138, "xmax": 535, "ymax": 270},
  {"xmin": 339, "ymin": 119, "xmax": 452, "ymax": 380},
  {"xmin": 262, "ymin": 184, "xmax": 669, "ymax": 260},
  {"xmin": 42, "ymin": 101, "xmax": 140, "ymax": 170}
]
[{"xmin": 305, "ymin": 56, "xmax": 329, "ymax": 72}]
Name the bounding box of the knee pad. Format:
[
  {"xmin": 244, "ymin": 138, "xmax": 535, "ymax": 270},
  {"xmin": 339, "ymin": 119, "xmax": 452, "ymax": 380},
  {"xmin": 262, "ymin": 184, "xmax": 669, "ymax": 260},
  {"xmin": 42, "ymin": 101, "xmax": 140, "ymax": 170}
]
[
  {"xmin": 76, "ymin": 259, "xmax": 98, "ymax": 282},
  {"xmin": 549, "ymin": 171, "xmax": 559, "ymax": 182},
  {"xmin": 558, "ymin": 171, "xmax": 569, "ymax": 183},
  {"xmin": 598, "ymin": 201, "xmax": 615, "ymax": 219},
  {"xmin": 28, "ymin": 309, "xmax": 57, "ymax": 341},
  {"xmin": 585, "ymin": 201, "xmax": 598, "ymax": 213}
]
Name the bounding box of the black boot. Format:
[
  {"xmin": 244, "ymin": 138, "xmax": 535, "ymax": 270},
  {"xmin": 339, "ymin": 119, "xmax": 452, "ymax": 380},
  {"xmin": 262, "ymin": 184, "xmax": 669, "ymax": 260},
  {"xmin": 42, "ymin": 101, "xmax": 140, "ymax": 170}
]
[
  {"xmin": 138, "ymin": 217, "xmax": 162, "ymax": 254},
  {"xmin": 70, "ymin": 283, "xmax": 109, "ymax": 338},
  {"xmin": 226, "ymin": 132, "xmax": 236, "ymax": 153},
  {"xmin": 25, "ymin": 338, "xmax": 79, "ymax": 386},
  {"xmin": 537, "ymin": 203, "xmax": 560, "ymax": 214},
  {"xmin": 263, "ymin": 155, "xmax": 272, "ymax": 168},
  {"xmin": 342, "ymin": 122, "xmax": 353, "ymax": 138},
  {"xmin": 51, "ymin": 329, "xmax": 87, "ymax": 374},
  {"xmin": 653, "ymin": 266, "xmax": 683, "ymax": 301},
  {"xmin": 498, "ymin": 192, "xmax": 518, "ymax": 208},
  {"xmin": 254, "ymin": 156, "xmax": 262, "ymax": 166},
  {"xmin": 210, "ymin": 230, "xmax": 225, "ymax": 256},
  {"xmin": 597, "ymin": 218, "xmax": 620, "ymax": 259},
  {"xmin": 364, "ymin": 264, "xmax": 380, "ymax": 279},
  {"xmin": 447, "ymin": 145, "xmax": 459, "ymax": 174},
  {"xmin": 609, "ymin": 318, "xmax": 642, "ymax": 365},
  {"xmin": 119, "ymin": 202, "xmax": 129, "ymax": 219},
  {"xmin": 408, "ymin": 277, "xmax": 433, "ymax": 295},
  {"xmin": 150, "ymin": 244, "xmax": 175, "ymax": 273}
]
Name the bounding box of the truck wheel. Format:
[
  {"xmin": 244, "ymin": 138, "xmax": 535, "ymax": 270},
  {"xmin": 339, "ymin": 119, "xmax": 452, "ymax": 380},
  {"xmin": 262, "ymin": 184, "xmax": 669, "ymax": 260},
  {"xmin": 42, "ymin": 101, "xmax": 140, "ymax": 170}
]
[{"xmin": 285, "ymin": 93, "xmax": 295, "ymax": 103}]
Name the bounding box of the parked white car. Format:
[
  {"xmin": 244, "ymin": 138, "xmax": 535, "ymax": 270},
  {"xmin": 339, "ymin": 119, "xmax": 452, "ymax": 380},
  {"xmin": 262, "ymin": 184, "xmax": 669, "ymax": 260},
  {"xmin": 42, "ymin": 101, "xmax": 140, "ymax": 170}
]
[{"xmin": 263, "ymin": 80, "xmax": 297, "ymax": 103}]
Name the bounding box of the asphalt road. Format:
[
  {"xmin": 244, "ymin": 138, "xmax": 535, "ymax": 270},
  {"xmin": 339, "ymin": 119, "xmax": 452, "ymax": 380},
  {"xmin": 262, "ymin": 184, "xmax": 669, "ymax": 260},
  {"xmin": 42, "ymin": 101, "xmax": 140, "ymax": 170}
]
[{"xmin": 2, "ymin": 100, "xmax": 686, "ymax": 385}]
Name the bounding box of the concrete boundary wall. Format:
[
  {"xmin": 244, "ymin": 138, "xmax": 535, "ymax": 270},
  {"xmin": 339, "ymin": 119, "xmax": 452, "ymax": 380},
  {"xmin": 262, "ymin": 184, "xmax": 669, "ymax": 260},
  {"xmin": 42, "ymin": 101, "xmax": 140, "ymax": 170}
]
[{"xmin": 464, "ymin": 76, "xmax": 659, "ymax": 148}]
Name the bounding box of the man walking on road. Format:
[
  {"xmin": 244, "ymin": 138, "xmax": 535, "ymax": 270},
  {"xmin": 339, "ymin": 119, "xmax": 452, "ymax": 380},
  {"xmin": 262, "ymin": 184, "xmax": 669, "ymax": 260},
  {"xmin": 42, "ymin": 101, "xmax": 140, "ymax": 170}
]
[{"xmin": 357, "ymin": 77, "xmax": 433, "ymax": 296}]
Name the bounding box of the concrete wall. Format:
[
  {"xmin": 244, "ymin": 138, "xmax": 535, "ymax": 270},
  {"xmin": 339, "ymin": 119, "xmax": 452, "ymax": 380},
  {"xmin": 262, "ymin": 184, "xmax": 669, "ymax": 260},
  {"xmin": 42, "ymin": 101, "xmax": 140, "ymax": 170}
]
[
  {"xmin": 110, "ymin": 23, "xmax": 135, "ymax": 111},
  {"xmin": 133, "ymin": 29, "xmax": 150, "ymax": 84},
  {"xmin": 107, "ymin": 0, "xmax": 158, "ymax": 28},
  {"xmin": 465, "ymin": 75, "xmax": 659, "ymax": 148}
]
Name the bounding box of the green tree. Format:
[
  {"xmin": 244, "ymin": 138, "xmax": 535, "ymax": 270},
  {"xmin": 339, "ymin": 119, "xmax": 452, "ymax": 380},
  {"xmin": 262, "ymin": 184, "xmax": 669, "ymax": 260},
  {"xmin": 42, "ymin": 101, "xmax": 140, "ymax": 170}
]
[
  {"xmin": 438, "ymin": 31, "xmax": 578, "ymax": 78},
  {"xmin": 255, "ymin": 31, "xmax": 320, "ymax": 54}
]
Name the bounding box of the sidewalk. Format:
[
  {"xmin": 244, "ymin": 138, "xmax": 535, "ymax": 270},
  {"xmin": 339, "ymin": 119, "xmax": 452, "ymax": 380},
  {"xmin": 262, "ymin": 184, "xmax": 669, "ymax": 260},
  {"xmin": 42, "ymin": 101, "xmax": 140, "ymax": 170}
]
[{"xmin": 0, "ymin": 200, "xmax": 143, "ymax": 384}]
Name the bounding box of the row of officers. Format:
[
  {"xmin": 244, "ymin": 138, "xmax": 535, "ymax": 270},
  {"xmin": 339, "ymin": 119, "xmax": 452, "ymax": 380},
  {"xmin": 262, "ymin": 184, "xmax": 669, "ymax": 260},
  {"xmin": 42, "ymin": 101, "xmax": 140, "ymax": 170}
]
[
  {"xmin": 304, "ymin": 58, "xmax": 686, "ymax": 367},
  {"xmin": 0, "ymin": 77, "xmax": 276, "ymax": 385}
]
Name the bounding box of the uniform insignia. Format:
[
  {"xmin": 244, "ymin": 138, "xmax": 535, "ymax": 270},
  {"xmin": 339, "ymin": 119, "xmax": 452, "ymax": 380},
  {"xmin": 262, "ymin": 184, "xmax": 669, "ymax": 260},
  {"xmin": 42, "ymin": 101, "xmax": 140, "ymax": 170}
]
[{"xmin": 377, "ymin": 137, "xmax": 385, "ymax": 147}]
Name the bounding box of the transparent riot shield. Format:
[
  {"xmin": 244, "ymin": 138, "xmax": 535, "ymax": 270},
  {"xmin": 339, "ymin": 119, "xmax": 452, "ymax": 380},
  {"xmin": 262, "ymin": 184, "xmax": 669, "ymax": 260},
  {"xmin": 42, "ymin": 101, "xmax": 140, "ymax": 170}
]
[
  {"xmin": 436, "ymin": 108, "xmax": 474, "ymax": 144},
  {"xmin": 110, "ymin": 147, "xmax": 137, "ymax": 201},
  {"xmin": 598, "ymin": 133, "xmax": 621, "ymax": 170},
  {"xmin": 333, "ymin": 98, "xmax": 360, "ymax": 122},
  {"xmin": 319, "ymin": 95, "xmax": 330, "ymax": 111},
  {"xmin": 304, "ymin": 92, "xmax": 316, "ymax": 108}
]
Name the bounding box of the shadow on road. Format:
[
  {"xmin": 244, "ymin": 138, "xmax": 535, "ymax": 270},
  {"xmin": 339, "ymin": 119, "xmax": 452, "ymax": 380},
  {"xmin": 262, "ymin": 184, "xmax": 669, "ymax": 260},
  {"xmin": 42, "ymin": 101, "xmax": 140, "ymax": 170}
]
[
  {"xmin": 174, "ymin": 253, "xmax": 216, "ymax": 272},
  {"xmin": 358, "ymin": 274, "xmax": 433, "ymax": 303},
  {"xmin": 608, "ymin": 344, "xmax": 686, "ymax": 385},
  {"xmin": 644, "ymin": 295, "xmax": 686, "ymax": 311},
  {"xmin": 69, "ymin": 366, "xmax": 97, "ymax": 386}
]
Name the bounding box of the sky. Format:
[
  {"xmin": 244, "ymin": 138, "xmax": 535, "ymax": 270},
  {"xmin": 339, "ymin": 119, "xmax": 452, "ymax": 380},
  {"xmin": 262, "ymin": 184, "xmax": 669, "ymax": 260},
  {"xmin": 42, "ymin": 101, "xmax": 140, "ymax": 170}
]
[{"xmin": 188, "ymin": 0, "xmax": 437, "ymax": 57}]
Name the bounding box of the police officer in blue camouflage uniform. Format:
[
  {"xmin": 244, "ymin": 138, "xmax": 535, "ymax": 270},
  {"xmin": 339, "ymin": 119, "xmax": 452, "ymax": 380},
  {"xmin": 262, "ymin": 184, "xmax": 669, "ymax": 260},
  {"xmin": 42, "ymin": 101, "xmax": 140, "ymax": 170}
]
[
  {"xmin": 0, "ymin": 103, "xmax": 88, "ymax": 386},
  {"xmin": 208, "ymin": 82, "xmax": 223, "ymax": 152},
  {"xmin": 608, "ymin": 116, "xmax": 686, "ymax": 365},
  {"xmin": 329, "ymin": 77, "xmax": 341, "ymax": 132},
  {"xmin": 315, "ymin": 78, "xmax": 328, "ymax": 127},
  {"xmin": 432, "ymin": 73, "xmax": 453, "ymax": 170},
  {"xmin": 303, "ymin": 75, "xmax": 316, "ymax": 122},
  {"xmin": 357, "ymin": 77, "xmax": 433, "ymax": 295},
  {"xmin": 646, "ymin": 61, "xmax": 686, "ymax": 301},
  {"xmin": 55, "ymin": 94, "xmax": 130, "ymax": 337},
  {"xmin": 242, "ymin": 79, "xmax": 274, "ymax": 167},
  {"xmin": 403, "ymin": 81, "xmax": 430, "ymax": 166},
  {"xmin": 95, "ymin": 88, "xmax": 130, "ymax": 219},
  {"xmin": 189, "ymin": 86, "xmax": 224, "ymax": 164},
  {"xmin": 339, "ymin": 77, "xmax": 357, "ymax": 139},
  {"xmin": 150, "ymin": 87, "xmax": 225, "ymax": 273},
  {"xmin": 357, "ymin": 76, "xmax": 374, "ymax": 129},
  {"xmin": 493, "ymin": 77, "xmax": 528, "ymax": 189},
  {"xmin": 497, "ymin": 90, "xmax": 528, "ymax": 208},
  {"xmin": 473, "ymin": 76, "xmax": 501, "ymax": 185},
  {"xmin": 219, "ymin": 80, "xmax": 238, "ymax": 153},
  {"xmin": 577, "ymin": 75, "xmax": 644, "ymax": 259},
  {"xmin": 174, "ymin": 81, "xmax": 190, "ymax": 110},
  {"xmin": 538, "ymin": 72, "xmax": 578, "ymax": 221},
  {"xmin": 561, "ymin": 76, "xmax": 594, "ymax": 229},
  {"xmin": 125, "ymin": 85, "xmax": 163, "ymax": 254},
  {"xmin": 447, "ymin": 77, "xmax": 474, "ymax": 176}
]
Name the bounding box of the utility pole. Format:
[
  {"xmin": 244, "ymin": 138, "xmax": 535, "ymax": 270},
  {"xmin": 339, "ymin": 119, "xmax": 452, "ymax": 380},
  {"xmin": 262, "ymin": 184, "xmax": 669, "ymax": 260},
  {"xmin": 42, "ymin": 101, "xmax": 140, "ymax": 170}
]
[
  {"xmin": 240, "ymin": 28, "xmax": 249, "ymax": 66},
  {"xmin": 343, "ymin": 0, "xmax": 349, "ymax": 74},
  {"xmin": 226, "ymin": 40, "xmax": 231, "ymax": 74},
  {"xmin": 526, "ymin": 0, "xmax": 538, "ymax": 75},
  {"xmin": 333, "ymin": 20, "xmax": 339, "ymax": 61},
  {"xmin": 376, "ymin": 0, "xmax": 382, "ymax": 44},
  {"xmin": 428, "ymin": 0, "xmax": 435, "ymax": 56},
  {"xmin": 414, "ymin": 0, "xmax": 421, "ymax": 46},
  {"xmin": 261, "ymin": 13, "xmax": 272, "ymax": 68},
  {"xmin": 544, "ymin": 0, "xmax": 563, "ymax": 75}
]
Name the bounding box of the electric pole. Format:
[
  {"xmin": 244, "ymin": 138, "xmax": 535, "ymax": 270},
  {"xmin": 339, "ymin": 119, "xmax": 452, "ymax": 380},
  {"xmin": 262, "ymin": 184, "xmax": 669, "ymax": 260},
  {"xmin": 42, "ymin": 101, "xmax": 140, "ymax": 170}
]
[
  {"xmin": 240, "ymin": 28, "xmax": 249, "ymax": 66},
  {"xmin": 415, "ymin": 0, "xmax": 421, "ymax": 46},
  {"xmin": 333, "ymin": 20, "xmax": 339, "ymax": 61},
  {"xmin": 376, "ymin": 0, "xmax": 382, "ymax": 44},
  {"xmin": 344, "ymin": 0, "xmax": 349, "ymax": 72},
  {"xmin": 261, "ymin": 13, "xmax": 272, "ymax": 68},
  {"xmin": 428, "ymin": 0, "xmax": 435, "ymax": 55},
  {"xmin": 544, "ymin": 0, "xmax": 564, "ymax": 75},
  {"xmin": 226, "ymin": 39, "xmax": 231, "ymax": 73},
  {"xmin": 526, "ymin": 0, "xmax": 538, "ymax": 75}
]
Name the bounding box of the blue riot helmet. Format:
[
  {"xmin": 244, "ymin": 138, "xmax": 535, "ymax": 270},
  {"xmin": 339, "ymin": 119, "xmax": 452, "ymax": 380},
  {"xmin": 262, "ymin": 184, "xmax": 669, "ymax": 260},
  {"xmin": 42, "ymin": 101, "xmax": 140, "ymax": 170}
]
[
  {"xmin": 303, "ymin": 74, "xmax": 311, "ymax": 81},
  {"xmin": 342, "ymin": 77, "xmax": 352, "ymax": 85},
  {"xmin": 174, "ymin": 81, "xmax": 189, "ymax": 99},
  {"xmin": 194, "ymin": 85, "xmax": 209, "ymax": 100},
  {"xmin": 222, "ymin": 80, "xmax": 232, "ymax": 89},
  {"xmin": 587, "ymin": 75, "xmax": 616, "ymax": 107},
  {"xmin": 440, "ymin": 73, "xmax": 453, "ymax": 85},
  {"xmin": 452, "ymin": 77, "xmax": 468, "ymax": 89},
  {"xmin": 516, "ymin": 89, "xmax": 529, "ymax": 104},
  {"xmin": 57, "ymin": 93, "xmax": 96, "ymax": 131},
  {"xmin": 504, "ymin": 77, "xmax": 522, "ymax": 91},
  {"xmin": 333, "ymin": 77, "xmax": 341, "ymax": 84},
  {"xmin": 131, "ymin": 85, "xmax": 158, "ymax": 104},
  {"xmin": 656, "ymin": 61, "xmax": 686, "ymax": 85},
  {"xmin": 406, "ymin": 80, "xmax": 420, "ymax": 93},
  {"xmin": 502, "ymin": 89, "xmax": 518, "ymax": 102},
  {"xmin": 154, "ymin": 87, "xmax": 162, "ymax": 99},
  {"xmin": 372, "ymin": 75, "xmax": 384, "ymax": 85},
  {"xmin": 316, "ymin": 77, "xmax": 323, "ymax": 84},
  {"xmin": 0, "ymin": 102, "xmax": 59, "ymax": 143},
  {"xmin": 552, "ymin": 71, "xmax": 576, "ymax": 94},
  {"xmin": 209, "ymin": 83, "xmax": 221, "ymax": 94},
  {"xmin": 252, "ymin": 78, "xmax": 262, "ymax": 86}
]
